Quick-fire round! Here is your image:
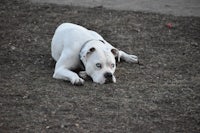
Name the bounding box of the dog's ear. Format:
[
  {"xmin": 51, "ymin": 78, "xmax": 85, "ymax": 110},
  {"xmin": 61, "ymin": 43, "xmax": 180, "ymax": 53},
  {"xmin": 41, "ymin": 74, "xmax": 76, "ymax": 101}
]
[
  {"xmin": 85, "ymin": 47, "xmax": 96, "ymax": 61},
  {"xmin": 88, "ymin": 47, "xmax": 95, "ymax": 53},
  {"xmin": 111, "ymin": 48, "xmax": 118, "ymax": 57},
  {"xmin": 80, "ymin": 47, "xmax": 96, "ymax": 63},
  {"xmin": 111, "ymin": 48, "xmax": 121, "ymax": 62},
  {"xmin": 86, "ymin": 47, "xmax": 95, "ymax": 58}
]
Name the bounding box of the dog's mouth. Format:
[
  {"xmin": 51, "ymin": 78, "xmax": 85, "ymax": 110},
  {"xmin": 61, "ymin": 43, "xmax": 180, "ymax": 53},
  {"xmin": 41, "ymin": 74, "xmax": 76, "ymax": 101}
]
[
  {"xmin": 86, "ymin": 72, "xmax": 116, "ymax": 84},
  {"xmin": 105, "ymin": 77, "xmax": 114, "ymax": 84},
  {"xmin": 92, "ymin": 77, "xmax": 114, "ymax": 84}
]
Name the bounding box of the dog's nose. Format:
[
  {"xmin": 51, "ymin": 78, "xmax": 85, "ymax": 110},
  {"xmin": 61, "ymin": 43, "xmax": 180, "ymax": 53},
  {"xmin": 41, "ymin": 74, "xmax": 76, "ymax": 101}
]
[
  {"xmin": 104, "ymin": 72, "xmax": 112, "ymax": 79},
  {"xmin": 104, "ymin": 72, "xmax": 113, "ymax": 83}
]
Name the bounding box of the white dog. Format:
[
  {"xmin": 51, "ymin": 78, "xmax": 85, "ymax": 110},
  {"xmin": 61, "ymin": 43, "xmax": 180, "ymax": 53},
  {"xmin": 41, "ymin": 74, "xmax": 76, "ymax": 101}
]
[{"xmin": 51, "ymin": 23, "xmax": 138, "ymax": 85}]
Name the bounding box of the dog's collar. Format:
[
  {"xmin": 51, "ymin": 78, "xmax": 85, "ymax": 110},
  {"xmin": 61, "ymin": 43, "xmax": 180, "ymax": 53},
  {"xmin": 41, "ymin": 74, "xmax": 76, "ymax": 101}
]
[
  {"xmin": 81, "ymin": 39, "xmax": 105, "ymax": 51},
  {"xmin": 79, "ymin": 39, "xmax": 105, "ymax": 70}
]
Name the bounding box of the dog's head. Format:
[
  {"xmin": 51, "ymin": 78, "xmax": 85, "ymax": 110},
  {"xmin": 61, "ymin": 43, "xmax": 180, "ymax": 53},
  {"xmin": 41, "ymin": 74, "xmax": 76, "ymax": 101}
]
[{"xmin": 80, "ymin": 40, "xmax": 118, "ymax": 84}]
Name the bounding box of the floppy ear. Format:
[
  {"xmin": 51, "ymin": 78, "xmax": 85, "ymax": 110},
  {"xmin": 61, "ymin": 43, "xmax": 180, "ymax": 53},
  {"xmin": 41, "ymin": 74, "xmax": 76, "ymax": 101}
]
[
  {"xmin": 111, "ymin": 48, "xmax": 120, "ymax": 62},
  {"xmin": 111, "ymin": 48, "xmax": 119, "ymax": 57},
  {"xmin": 80, "ymin": 47, "xmax": 96, "ymax": 63},
  {"xmin": 88, "ymin": 47, "xmax": 95, "ymax": 53}
]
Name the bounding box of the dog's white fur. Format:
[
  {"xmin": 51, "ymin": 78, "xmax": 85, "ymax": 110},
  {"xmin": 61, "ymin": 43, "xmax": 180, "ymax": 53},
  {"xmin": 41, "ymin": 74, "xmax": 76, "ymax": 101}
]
[{"xmin": 51, "ymin": 23, "xmax": 138, "ymax": 85}]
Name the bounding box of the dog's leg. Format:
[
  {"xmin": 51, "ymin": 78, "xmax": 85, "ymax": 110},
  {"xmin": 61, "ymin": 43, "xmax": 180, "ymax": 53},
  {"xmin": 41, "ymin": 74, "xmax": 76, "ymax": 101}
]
[
  {"xmin": 53, "ymin": 52, "xmax": 84, "ymax": 85},
  {"xmin": 118, "ymin": 50, "xmax": 139, "ymax": 63},
  {"xmin": 53, "ymin": 67, "xmax": 84, "ymax": 85}
]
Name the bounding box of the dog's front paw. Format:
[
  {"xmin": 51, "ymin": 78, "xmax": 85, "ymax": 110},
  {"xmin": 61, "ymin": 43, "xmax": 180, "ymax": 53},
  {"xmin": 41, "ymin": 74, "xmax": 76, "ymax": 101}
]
[
  {"xmin": 71, "ymin": 76, "xmax": 84, "ymax": 86},
  {"xmin": 125, "ymin": 54, "xmax": 138, "ymax": 63},
  {"xmin": 79, "ymin": 71, "xmax": 88, "ymax": 79}
]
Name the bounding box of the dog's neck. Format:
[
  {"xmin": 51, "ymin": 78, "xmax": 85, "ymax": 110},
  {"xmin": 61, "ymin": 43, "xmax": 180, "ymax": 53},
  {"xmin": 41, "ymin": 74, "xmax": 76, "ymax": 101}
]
[{"xmin": 80, "ymin": 39, "xmax": 105, "ymax": 52}]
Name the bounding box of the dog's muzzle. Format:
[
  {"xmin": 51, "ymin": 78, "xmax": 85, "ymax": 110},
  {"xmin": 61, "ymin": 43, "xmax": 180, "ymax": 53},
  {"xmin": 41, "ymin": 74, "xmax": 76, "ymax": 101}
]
[{"xmin": 104, "ymin": 72, "xmax": 113, "ymax": 83}]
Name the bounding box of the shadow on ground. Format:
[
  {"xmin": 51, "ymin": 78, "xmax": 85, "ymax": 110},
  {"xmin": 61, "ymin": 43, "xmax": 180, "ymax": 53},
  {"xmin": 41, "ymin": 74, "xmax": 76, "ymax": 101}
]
[{"xmin": 0, "ymin": 0, "xmax": 200, "ymax": 132}]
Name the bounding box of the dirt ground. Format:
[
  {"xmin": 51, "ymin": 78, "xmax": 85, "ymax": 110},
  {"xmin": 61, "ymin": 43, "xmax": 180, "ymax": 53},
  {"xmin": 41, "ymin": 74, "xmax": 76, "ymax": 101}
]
[{"xmin": 0, "ymin": 0, "xmax": 200, "ymax": 132}]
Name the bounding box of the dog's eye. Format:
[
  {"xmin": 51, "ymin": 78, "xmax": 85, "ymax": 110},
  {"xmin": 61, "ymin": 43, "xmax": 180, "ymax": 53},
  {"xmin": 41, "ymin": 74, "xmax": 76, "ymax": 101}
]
[
  {"xmin": 96, "ymin": 63, "xmax": 102, "ymax": 69},
  {"xmin": 111, "ymin": 63, "xmax": 115, "ymax": 68}
]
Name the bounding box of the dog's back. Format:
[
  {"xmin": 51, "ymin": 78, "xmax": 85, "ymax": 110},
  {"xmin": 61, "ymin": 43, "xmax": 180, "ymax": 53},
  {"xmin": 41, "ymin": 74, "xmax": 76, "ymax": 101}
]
[{"xmin": 51, "ymin": 23, "xmax": 103, "ymax": 61}]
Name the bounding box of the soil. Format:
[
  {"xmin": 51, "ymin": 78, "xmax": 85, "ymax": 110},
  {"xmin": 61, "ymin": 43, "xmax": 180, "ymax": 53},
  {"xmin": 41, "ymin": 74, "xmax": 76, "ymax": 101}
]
[{"xmin": 0, "ymin": 0, "xmax": 200, "ymax": 132}]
